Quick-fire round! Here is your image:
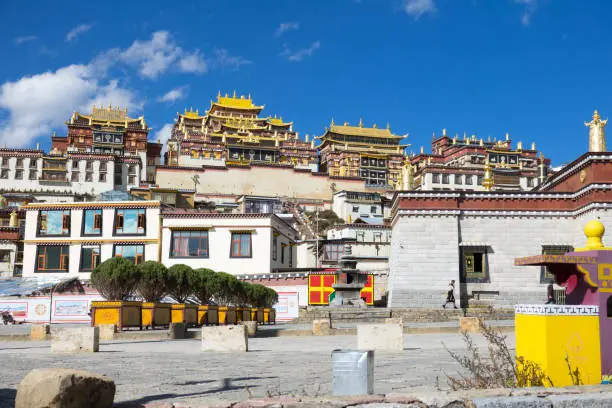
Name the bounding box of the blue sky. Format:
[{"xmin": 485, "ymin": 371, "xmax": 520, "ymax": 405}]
[{"xmin": 1, "ymin": 0, "xmax": 611, "ymax": 166}]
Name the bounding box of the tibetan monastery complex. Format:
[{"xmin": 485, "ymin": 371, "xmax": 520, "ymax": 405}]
[{"xmin": 0, "ymin": 92, "xmax": 611, "ymax": 311}]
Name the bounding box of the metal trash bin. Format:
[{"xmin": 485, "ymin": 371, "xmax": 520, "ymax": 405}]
[{"xmin": 331, "ymin": 349, "xmax": 374, "ymax": 396}]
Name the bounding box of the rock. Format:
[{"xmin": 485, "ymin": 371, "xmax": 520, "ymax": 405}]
[
  {"xmin": 168, "ymin": 322, "xmax": 186, "ymax": 339},
  {"xmin": 15, "ymin": 368, "xmax": 115, "ymax": 408},
  {"xmin": 385, "ymin": 317, "xmax": 404, "ymax": 325},
  {"xmin": 30, "ymin": 324, "xmax": 50, "ymax": 340},
  {"xmin": 240, "ymin": 321, "xmax": 258, "ymax": 337},
  {"xmin": 547, "ymin": 392, "xmax": 612, "ymax": 408},
  {"xmin": 312, "ymin": 319, "xmax": 332, "ymax": 336},
  {"xmin": 202, "ymin": 325, "xmax": 248, "ymax": 352},
  {"xmin": 459, "ymin": 317, "xmax": 481, "ymax": 333},
  {"xmin": 51, "ymin": 327, "xmax": 99, "ymax": 353},
  {"xmin": 357, "ymin": 323, "xmax": 403, "ymax": 351},
  {"xmin": 98, "ymin": 324, "xmax": 116, "ymax": 341},
  {"xmin": 472, "ymin": 396, "xmax": 552, "ymax": 408}
]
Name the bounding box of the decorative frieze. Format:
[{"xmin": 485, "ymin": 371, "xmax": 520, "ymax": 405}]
[{"xmin": 514, "ymin": 304, "xmax": 599, "ymax": 316}]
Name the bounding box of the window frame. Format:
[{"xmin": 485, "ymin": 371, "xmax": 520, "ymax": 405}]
[
  {"xmin": 82, "ymin": 209, "xmax": 103, "ymax": 236},
  {"xmin": 289, "ymin": 243, "xmax": 293, "ymax": 267},
  {"xmin": 113, "ymin": 208, "xmax": 146, "ymax": 236},
  {"xmin": 0, "ymin": 250, "xmax": 11, "ymax": 263},
  {"xmin": 35, "ymin": 245, "xmax": 70, "ymax": 273},
  {"xmin": 37, "ymin": 210, "xmax": 71, "ymax": 237},
  {"xmin": 281, "ymin": 243, "xmax": 286, "ymax": 264},
  {"xmin": 460, "ymin": 246, "xmax": 490, "ymax": 283},
  {"xmin": 113, "ymin": 244, "xmax": 145, "ymax": 265},
  {"xmin": 541, "ymin": 245, "xmax": 574, "ymax": 284},
  {"xmin": 272, "ymin": 233, "xmax": 278, "ymax": 261},
  {"xmin": 79, "ymin": 245, "xmax": 101, "ymax": 272},
  {"xmin": 230, "ymin": 232, "xmax": 252, "ymax": 258},
  {"xmin": 170, "ymin": 230, "xmax": 210, "ymax": 258}
]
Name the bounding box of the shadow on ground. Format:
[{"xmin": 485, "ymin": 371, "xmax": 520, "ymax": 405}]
[{"xmin": 0, "ymin": 388, "xmax": 16, "ymax": 407}]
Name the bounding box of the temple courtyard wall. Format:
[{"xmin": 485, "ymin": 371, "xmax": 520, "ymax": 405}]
[
  {"xmin": 388, "ymin": 208, "xmax": 612, "ymax": 308},
  {"xmin": 155, "ymin": 165, "xmax": 371, "ymax": 200}
]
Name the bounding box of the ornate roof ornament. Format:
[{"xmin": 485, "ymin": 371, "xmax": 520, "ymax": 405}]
[{"xmin": 585, "ymin": 109, "xmax": 608, "ymax": 152}]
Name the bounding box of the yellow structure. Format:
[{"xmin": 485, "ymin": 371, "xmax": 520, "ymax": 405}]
[
  {"xmin": 515, "ymin": 307, "xmax": 601, "ymax": 386},
  {"xmin": 170, "ymin": 304, "xmax": 198, "ymax": 326},
  {"xmin": 141, "ymin": 302, "xmax": 171, "ymax": 328},
  {"xmin": 197, "ymin": 305, "xmax": 219, "ymax": 326},
  {"xmin": 91, "ymin": 301, "xmax": 142, "ymax": 330}
]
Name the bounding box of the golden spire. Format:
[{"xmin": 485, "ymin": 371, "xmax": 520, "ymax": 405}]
[
  {"xmin": 217, "ymin": 90, "xmax": 221, "ymax": 98},
  {"xmin": 233, "ymin": 90, "xmax": 237, "ymax": 98},
  {"xmin": 505, "ymin": 132, "xmax": 510, "ymax": 141},
  {"xmin": 585, "ymin": 109, "xmax": 608, "ymax": 152},
  {"xmin": 538, "ymin": 152, "xmax": 546, "ymax": 184},
  {"xmin": 359, "ymin": 118, "xmax": 363, "ymax": 127},
  {"xmin": 420, "ymin": 146, "xmax": 424, "ymax": 154},
  {"xmin": 386, "ymin": 122, "xmax": 390, "ymax": 130},
  {"xmin": 331, "ymin": 118, "xmax": 335, "ymax": 126},
  {"xmin": 442, "ymin": 128, "xmax": 447, "ymax": 136}
]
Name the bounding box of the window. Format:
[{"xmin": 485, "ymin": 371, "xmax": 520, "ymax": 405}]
[
  {"xmin": 30, "ymin": 160, "xmax": 37, "ymax": 169},
  {"xmin": 114, "ymin": 209, "xmax": 146, "ymax": 235},
  {"xmin": 128, "ymin": 175, "xmax": 136, "ymax": 185},
  {"xmin": 374, "ymin": 232, "xmax": 383, "ymax": 242},
  {"xmin": 230, "ymin": 232, "xmax": 252, "ymax": 258},
  {"xmin": 371, "ymin": 206, "xmax": 377, "ymax": 214},
  {"xmin": 36, "ymin": 245, "xmax": 69, "ymax": 272},
  {"xmin": 38, "ymin": 210, "xmax": 70, "ymax": 236},
  {"xmin": 82, "ymin": 209, "xmax": 102, "ymax": 236},
  {"xmin": 289, "ymin": 244, "xmax": 293, "ymax": 267},
  {"xmin": 15, "ymin": 170, "xmax": 23, "ymax": 180},
  {"xmin": 352, "ymin": 205, "xmax": 359, "ymax": 213},
  {"xmin": 455, "ymin": 175, "xmax": 463, "ymax": 185},
  {"xmin": 0, "ymin": 170, "xmax": 7, "ymax": 179},
  {"xmin": 84, "ymin": 172, "xmax": 92, "ymax": 182},
  {"xmin": 80, "ymin": 245, "xmax": 100, "ymax": 271},
  {"xmin": 460, "ymin": 246, "xmax": 489, "ymax": 282},
  {"xmin": 272, "ymin": 234, "xmax": 278, "ymax": 261},
  {"xmin": 16, "ymin": 158, "xmax": 23, "ymax": 168},
  {"xmin": 281, "ymin": 243, "xmax": 286, "ymax": 264},
  {"xmin": 465, "ymin": 175, "xmax": 473, "ymax": 185},
  {"xmin": 323, "ymin": 243, "xmax": 344, "ymax": 261},
  {"xmin": 86, "ymin": 161, "xmax": 93, "ymax": 170},
  {"xmin": 432, "ymin": 173, "xmax": 440, "ymax": 183},
  {"xmin": 170, "ymin": 230, "xmax": 209, "ymax": 258},
  {"xmin": 0, "ymin": 250, "xmax": 10, "ymax": 262},
  {"xmin": 541, "ymin": 245, "xmax": 573, "ymax": 283},
  {"xmin": 442, "ymin": 174, "xmax": 450, "ymax": 184},
  {"xmin": 477, "ymin": 175, "xmax": 484, "ymax": 185},
  {"xmin": 99, "ymin": 173, "xmax": 106, "ymax": 182},
  {"xmin": 114, "ymin": 245, "xmax": 144, "ymax": 265},
  {"xmin": 356, "ymin": 231, "xmax": 365, "ymax": 242},
  {"xmin": 527, "ymin": 178, "xmax": 535, "ymax": 188},
  {"xmin": 72, "ymin": 161, "xmax": 79, "ymax": 169},
  {"xmin": 29, "ymin": 171, "xmax": 37, "ymax": 180}
]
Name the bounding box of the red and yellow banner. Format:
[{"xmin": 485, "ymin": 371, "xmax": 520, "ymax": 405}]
[{"xmin": 308, "ymin": 274, "xmax": 374, "ymax": 305}]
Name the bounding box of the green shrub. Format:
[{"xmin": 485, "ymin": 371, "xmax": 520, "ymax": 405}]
[
  {"xmin": 91, "ymin": 257, "xmax": 141, "ymax": 301},
  {"xmin": 167, "ymin": 264, "xmax": 196, "ymax": 303},
  {"xmin": 193, "ymin": 268, "xmax": 216, "ymax": 304},
  {"xmin": 137, "ymin": 261, "xmax": 169, "ymax": 302}
]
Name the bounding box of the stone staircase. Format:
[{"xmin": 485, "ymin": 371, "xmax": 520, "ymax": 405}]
[{"xmin": 292, "ymin": 307, "xmax": 392, "ymax": 324}]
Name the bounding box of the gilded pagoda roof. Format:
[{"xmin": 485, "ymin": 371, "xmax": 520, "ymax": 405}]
[
  {"xmin": 180, "ymin": 107, "xmax": 204, "ymax": 120},
  {"xmin": 317, "ymin": 119, "xmax": 406, "ymax": 140},
  {"xmin": 69, "ymin": 105, "xmax": 148, "ymax": 129},
  {"xmin": 209, "ymin": 91, "xmax": 264, "ymax": 111},
  {"xmin": 267, "ymin": 115, "xmax": 293, "ymax": 126}
]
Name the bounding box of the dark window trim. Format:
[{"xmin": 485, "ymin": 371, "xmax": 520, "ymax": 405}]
[
  {"xmin": 540, "ymin": 245, "xmax": 574, "ymax": 284},
  {"xmin": 35, "ymin": 245, "xmax": 70, "ymax": 273},
  {"xmin": 79, "ymin": 244, "xmax": 101, "ymax": 272},
  {"xmin": 169, "ymin": 230, "xmax": 210, "ymax": 259},
  {"xmin": 36, "ymin": 210, "xmax": 71, "ymax": 238},
  {"xmin": 272, "ymin": 234, "xmax": 278, "ymax": 261},
  {"xmin": 81, "ymin": 209, "xmax": 103, "ymax": 237},
  {"xmin": 459, "ymin": 246, "xmax": 490, "ymax": 283},
  {"xmin": 112, "ymin": 208, "xmax": 147, "ymax": 237},
  {"xmin": 230, "ymin": 232, "xmax": 252, "ymax": 258}
]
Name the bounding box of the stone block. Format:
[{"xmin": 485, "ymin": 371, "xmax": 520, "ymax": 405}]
[
  {"xmin": 472, "ymin": 396, "xmax": 552, "ymax": 408},
  {"xmin": 168, "ymin": 322, "xmax": 186, "ymax": 339},
  {"xmin": 357, "ymin": 323, "xmax": 403, "ymax": 351},
  {"xmin": 460, "ymin": 317, "xmax": 481, "ymax": 333},
  {"xmin": 98, "ymin": 324, "xmax": 116, "ymax": 341},
  {"xmin": 240, "ymin": 321, "xmax": 258, "ymax": 337},
  {"xmin": 201, "ymin": 325, "xmax": 247, "ymax": 352},
  {"xmin": 51, "ymin": 327, "xmax": 99, "ymax": 353},
  {"xmin": 385, "ymin": 317, "xmax": 403, "ymax": 325},
  {"xmin": 312, "ymin": 319, "xmax": 332, "ymax": 336},
  {"xmin": 15, "ymin": 368, "xmax": 115, "ymax": 408},
  {"xmin": 547, "ymin": 392, "xmax": 612, "ymax": 408},
  {"xmin": 30, "ymin": 324, "xmax": 50, "ymax": 340}
]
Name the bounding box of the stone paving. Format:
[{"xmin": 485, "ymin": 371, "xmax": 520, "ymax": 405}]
[{"xmin": 0, "ymin": 330, "xmax": 516, "ymax": 407}]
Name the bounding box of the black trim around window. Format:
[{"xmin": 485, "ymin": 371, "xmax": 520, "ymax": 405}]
[
  {"xmin": 35, "ymin": 245, "xmax": 70, "ymax": 273},
  {"xmin": 81, "ymin": 209, "xmax": 103, "ymax": 237},
  {"xmin": 37, "ymin": 210, "xmax": 71, "ymax": 237},
  {"xmin": 113, "ymin": 208, "xmax": 146, "ymax": 236},
  {"xmin": 79, "ymin": 245, "xmax": 101, "ymax": 272},
  {"xmin": 113, "ymin": 244, "xmax": 145, "ymax": 265},
  {"xmin": 459, "ymin": 246, "xmax": 490, "ymax": 283}
]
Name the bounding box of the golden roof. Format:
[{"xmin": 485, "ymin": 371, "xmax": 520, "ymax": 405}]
[
  {"xmin": 211, "ymin": 91, "xmax": 264, "ymax": 110},
  {"xmin": 71, "ymin": 105, "xmax": 146, "ymax": 127},
  {"xmin": 319, "ymin": 119, "xmax": 405, "ymax": 139},
  {"xmin": 181, "ymin": 107, "xmax": 203, "ymax": 120},
  {"xmin": 268, "ymin": 115, "xmax": 293, "ymax": 126}
]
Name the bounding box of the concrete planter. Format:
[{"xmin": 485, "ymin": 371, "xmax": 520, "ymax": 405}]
[
  {"xmin": 170, "ymin": 304, "xmax": 198, "ymax": 327},
  {"xmin": 141, "ymin": 302, "xmax": 171, "ymax": 329},
  {"xmin": 197, "ymin": 305, "xmax": 219, "ymax": 326},
  {"xmin": 91, "ymin": 301, "xmax": 142, "ymax": 330}
]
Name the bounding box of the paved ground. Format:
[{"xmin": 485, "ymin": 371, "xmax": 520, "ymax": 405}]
[{"xmin": 0, "ymin": 330, "xmax": 516, "ymax": 407}]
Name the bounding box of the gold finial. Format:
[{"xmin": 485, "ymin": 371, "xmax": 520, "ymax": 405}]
[
  {"xmin": 479, "ymin": 139, "xmax": 484, "ymax": 146},
  {"xmin": 585, "ymin": 109, "xmax": 608, "ymax": 152},
  {"xmin": 386, "ymin": 122, "xmax": 390, "ymax": 130},
  {"xmin": 594, "ymin": 110, "xmax": 601, "ymax": 121},
  {"xmin": 331, "ymin": 118, "xmax": 335, "ymax": 126},
  {"xmin": 248, "ymin": 93, "xmax": 251, "ymax": 100},
  {"xmin": 483, "ymin": 155, "xmax": 494, "ymax": 191},
  {"xmin": 233, "ymin": 90, "xmax": 237, "ymax": 98},
  {"xmin": 225, "ymin": 93, "xmax": 229, "ymax": 97},
  {"xmin": 373, "ymin": 123, "xmax": 377, "ymax": 128},
  {"xmin": 517, "ymin": 141, "xmax": 523, "ymax": 150},
  {"xmin": 531, "ymin": 142, "xmax": 536, "ymax": 150},
  {"xmin": 344, "ymin": 121, "xmax": 349, "ymax": 126},
  {"xmin": 442, "ymin": 128, "xmax": 447, "ymax": 136},
  {"xmin": 359, "ymin": 118, "xmax": 363, "ymax": 127},
  {"xmin": 217, "ymin": 90, "xmax": 221, "ymax": 98},
  {"xmin": 420, "ymin": 146, "xmax": 424, "ymax": 154},
  {"xmin": 505, "ymin": 132, "xmax": 510, "ymax": 141},
  {"xmin": 583, "ymin": 219, "xmax": 605, "ymax": 249},
  {"xmin": 9, "ymin": 210, "xmax": 18, "ymax": 227}
]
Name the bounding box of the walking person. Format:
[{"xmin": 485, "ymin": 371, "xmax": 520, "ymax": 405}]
[
  {"xmin": 545, "ymin": 283, "xmax": 556, "ymax": 304},
  {"xmin": 443, "ymin": 279, "xmax": 458, "ymax": 309}
]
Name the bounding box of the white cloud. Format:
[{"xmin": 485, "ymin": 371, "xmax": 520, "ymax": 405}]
[
  {"xmin": 157, "ymin": 86, "xmax": 188, "ymax": 103},
  {"xmin": 120, "ymin": 31, "xmax": 182, "ymax": 79},
  {"xmin": 66, "ymin": 24, "xmax": 93, "ymax": 42},
  {"xmin": 0, "ymin": 64, "xmax": 137, "ymax": 148},
  {"xmin": 402, "ymin": 0, "xmax": 436, "ymax": 19},
  {"xmin": 275, "ymin": 22, "xmax": 299, "ymax": 37},
  {"xmin": 282, "ymin": 41, "xmax": 321, "ymax": 62},
  {"xmin": 178, "ymin": 51, "xmax": 207, "ymax": 74},
  {"xmin": 14, "ymin": 35, "xmax": 38, "ymax": 45},
  {"xmin": 515, "ymin": 0, "xmax": 538, "ymax": 25},
  {"xmin": 153, "ymin": 124, "xmax": 173, "ymax": 157},
  {"xmin": 211, "ymin": 49, "xmax": 252, "ymax": 70}
]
